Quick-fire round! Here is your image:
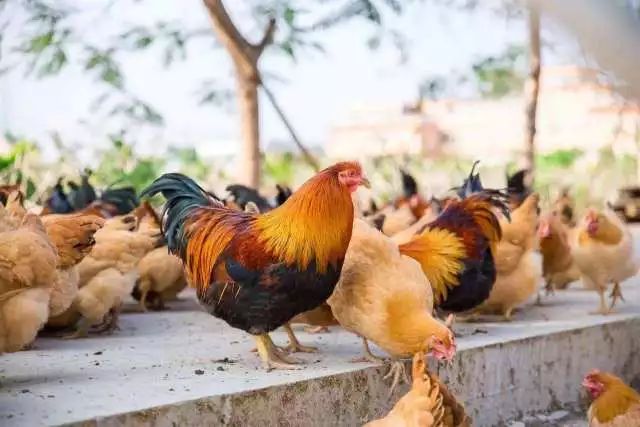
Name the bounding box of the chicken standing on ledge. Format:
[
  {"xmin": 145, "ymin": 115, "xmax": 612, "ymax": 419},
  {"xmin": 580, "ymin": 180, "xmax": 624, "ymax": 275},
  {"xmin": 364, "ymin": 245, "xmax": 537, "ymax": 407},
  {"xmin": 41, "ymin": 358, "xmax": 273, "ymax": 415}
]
[
  {"xmin": 328, "ymin": 219, "xmax": 455, "ymax": 391},
  {"xmin": 570, "ymin": 207, "xmax": 639, "ymax": 314},
  {"xmin": 583, "ymin": 370, "xmax": 640, "ymax": 426},
  {"xmin": 538, "ymin": 210, "xmax": 580, "ymax": 296},
  {"xmin": 142, "ymin": 162, "xmax": 369, "ymax": 370},
  {"xmin": 476, "ymin": 193, "xmax": 540, "ymax": 320},
  {"xmin": 41, "ymin": 214, "xmax": 105, "ymax": 317},
  {"xmin": 0, "ymin": 214, "xmax": 58, "ymax": 353},
  {"xmin": 399, "ymin": 164, "xmax": 509, "ymax": 315}
]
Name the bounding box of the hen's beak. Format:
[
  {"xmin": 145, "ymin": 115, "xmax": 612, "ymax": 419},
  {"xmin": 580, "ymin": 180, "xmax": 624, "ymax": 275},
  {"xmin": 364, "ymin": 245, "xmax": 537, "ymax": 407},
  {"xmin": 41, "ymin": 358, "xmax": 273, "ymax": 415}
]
[{"xmin": 360, "ymin": 176, "xmax": 371, "ymax": 189}]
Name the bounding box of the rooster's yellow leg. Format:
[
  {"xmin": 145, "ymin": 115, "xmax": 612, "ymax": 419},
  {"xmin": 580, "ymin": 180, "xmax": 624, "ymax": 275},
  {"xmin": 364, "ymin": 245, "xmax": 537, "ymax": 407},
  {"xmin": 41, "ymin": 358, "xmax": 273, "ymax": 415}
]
[
  {"xmin": 305, "ymin": 326, "xmax": 330, "ymax": 334},
  {"xmin": 63, "ymin": 318, "xmax": 91, "ymax": 340},
  {"xmin": 609, "ymin": 282, "xmax": 625, "ymax": 310},
  {"xmin": 383, "ymin": 359, "xmax": 410, "ymax": 396},
  {"xmin": 255, "ymin": 334, "xmax": 302, "ymax": 371},
  {"xmin": 282, "ymin": 323, "xmax": 318, "ymax": 353},
  {"xmin": 351, "ymin": 337, "xmax": 385, "ymax": 363}
]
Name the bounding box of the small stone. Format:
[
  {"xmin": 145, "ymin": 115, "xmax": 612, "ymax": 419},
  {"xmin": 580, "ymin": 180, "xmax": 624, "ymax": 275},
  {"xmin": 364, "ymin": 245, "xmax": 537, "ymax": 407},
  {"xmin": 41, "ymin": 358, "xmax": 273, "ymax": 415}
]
[
  {"xmin": 216, "ymin": 366, "xmax": 225, "ymax": 372},
  {"xmin": 169, "ymin": 388, "xmax": 175, "ymax": 392},
  {"xmin": 194, "ymin": 369, "xmax": 205, "ymax": 375},
  {"xmin": 547, "ymin": 410, "xmax": 569, "ymax": 421},
  {"xmin": 94, "ymin": 362, "xmax": 100, "ymax": 366},
  {"xmin": 20, "ymin": 389, "xmax": 29, "ymax": 394},
  {"xmin": 93, "ymin": 351, "xmax": 103, "ymax": 355}
]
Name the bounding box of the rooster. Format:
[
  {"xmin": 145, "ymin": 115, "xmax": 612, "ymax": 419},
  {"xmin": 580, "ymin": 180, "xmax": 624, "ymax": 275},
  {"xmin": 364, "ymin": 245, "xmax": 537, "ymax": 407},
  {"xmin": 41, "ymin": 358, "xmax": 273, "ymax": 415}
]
[
  {"xmin": 583, "ymin": 370, "xmax": 640, "ymax": 426},
  {"xmin": 142, "ymin": 162, "xmax": 369, "ymax": 370},
  {"xmin": 399, "ymin": 163, "xmax": 509, "ymax": 313}
]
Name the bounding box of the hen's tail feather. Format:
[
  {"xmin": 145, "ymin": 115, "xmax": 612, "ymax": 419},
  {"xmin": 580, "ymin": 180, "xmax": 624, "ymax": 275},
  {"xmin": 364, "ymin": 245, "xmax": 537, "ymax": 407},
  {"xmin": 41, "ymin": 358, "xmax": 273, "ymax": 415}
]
[{"xmin": 141, "ymin": 173, "xmax": 222, "ymax": 258}]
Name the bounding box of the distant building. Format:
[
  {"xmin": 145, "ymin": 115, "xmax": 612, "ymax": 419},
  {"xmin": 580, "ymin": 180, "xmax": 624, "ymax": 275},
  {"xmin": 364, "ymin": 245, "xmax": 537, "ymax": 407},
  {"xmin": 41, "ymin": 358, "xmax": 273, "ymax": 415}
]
[
  {"xmin": 326, "ymin": 65, "xmax": 640, "ymax": 163},
  {"xmin": 325, "ymin": 103, "xmax": 451, "ymax": 159}
]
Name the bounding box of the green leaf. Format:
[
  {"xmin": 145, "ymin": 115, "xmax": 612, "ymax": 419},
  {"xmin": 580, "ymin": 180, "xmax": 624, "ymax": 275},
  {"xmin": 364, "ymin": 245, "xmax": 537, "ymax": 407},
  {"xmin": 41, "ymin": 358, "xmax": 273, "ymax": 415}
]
[
  {"xmin": 101, "ymin": 66, "xmax": 123, "ymax": 88},
  {"xmin": 0, "ymin": 153, "xmax": 16, "ymax": 171},
  {"xmin": 26, "ymin": 31, "xmax": 54, "ymax": 54},
  {"xmin": 284, "ymin": 7, "xmax": 296, "ymax": 26},
  {"xmin": 26, "ymin": 179, "xmax": 36, "ymax": 199},
  {"xmin": 280, "ymin": 41, "xmax": 295, "ymax": 59},
  {"xmin": 39, "ymin": 48, "xmax": 67, "ymax": 76},
  {"xmin": 14, "ymin": 169, "xmax": 23, "ymax": 185},
  {"xmin": 135, "ymin": 36, "xmax": 153, "ymax": 49}
]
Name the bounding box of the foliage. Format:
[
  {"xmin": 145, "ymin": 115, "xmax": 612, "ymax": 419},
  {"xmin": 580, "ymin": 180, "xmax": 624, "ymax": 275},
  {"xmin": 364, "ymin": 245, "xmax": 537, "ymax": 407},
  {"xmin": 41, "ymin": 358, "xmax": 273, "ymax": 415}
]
[
  {"xmin": 1, "ymin": 0, "xmax": 407, "ymax": 130},
  {"xmin": 167, "ymin": 146, "xmax": 211, "ymax": 182},
  {"xmin": 472, "ymin": 44, "xmax": 526, "ymax": 99},
  {"xmin": 262, "ymin": 152, "xmax": 296, "ymax": 185},
  {"xmin": 0, "ymin": 134, "xmax": 39, "ymax": 199},
  {"xmin": 91, "ymin": 134, "xmax": 165, "ymax": 193},
  {"xmin": 536, "ymin": 148, "xmax": 584, "ymax": 169}
]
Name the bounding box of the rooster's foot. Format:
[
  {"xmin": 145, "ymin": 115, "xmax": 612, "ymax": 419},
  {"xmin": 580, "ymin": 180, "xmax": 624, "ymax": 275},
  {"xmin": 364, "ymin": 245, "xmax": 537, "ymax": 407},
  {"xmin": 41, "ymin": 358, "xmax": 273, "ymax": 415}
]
[
  {"xmin": 282, "ymin": 324, "xmax": 318, "ymax": 353},
  {"xmin": 255, "ymin": 334, "xmax": 303, "ymax": 371}
]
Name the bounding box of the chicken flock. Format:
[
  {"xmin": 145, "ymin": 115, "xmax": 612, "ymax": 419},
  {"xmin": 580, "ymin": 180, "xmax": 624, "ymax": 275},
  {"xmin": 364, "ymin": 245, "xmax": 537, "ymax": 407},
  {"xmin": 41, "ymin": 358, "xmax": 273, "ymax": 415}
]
[{"xmin": 1, "ymin": 163, "xmax": 639, "ymax": 426}]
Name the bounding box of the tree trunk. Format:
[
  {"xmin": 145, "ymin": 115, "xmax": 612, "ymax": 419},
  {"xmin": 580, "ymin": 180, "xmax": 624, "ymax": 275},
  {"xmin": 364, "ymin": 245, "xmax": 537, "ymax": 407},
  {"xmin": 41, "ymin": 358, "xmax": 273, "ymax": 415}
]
[
  {"xmin": 202, "ymin": 0, "xmax": 275, "ymax": 188},
  {"xmin": 237, "ymin": 74, "xmax": 261, "ymax": 187},
  {"xmin": 524, "ymin": 4, "xmax": 541, "ymax": 186}
]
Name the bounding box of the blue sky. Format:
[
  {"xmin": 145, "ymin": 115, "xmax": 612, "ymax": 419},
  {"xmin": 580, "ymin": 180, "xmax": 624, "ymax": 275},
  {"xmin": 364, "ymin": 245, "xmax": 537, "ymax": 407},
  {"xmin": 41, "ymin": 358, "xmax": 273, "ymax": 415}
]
[{"xmin": 0, "ymin": 1, "xmax": 582, "ymax": 160}]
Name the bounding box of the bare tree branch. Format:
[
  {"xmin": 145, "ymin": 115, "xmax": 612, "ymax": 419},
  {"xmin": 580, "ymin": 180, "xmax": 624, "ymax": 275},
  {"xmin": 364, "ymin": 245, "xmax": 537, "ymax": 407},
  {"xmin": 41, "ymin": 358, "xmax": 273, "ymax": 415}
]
[
  {"xmin": 202, "ymin": 0, "xmax": 255, "ymax": 69},
  {"xmin": 255, "ymin": 17, "xmax": 276, "ymax": 55},
  {"xmin": 261, "ymin": 83, "xmax": 320, "ymax": 172},
  {"xmin": 523, "ymin": 3, "xmax": 540, "ymax": 184},
  {"xmin": 202, "ymin": 0, "xmax": 276, "ymax": 72}
]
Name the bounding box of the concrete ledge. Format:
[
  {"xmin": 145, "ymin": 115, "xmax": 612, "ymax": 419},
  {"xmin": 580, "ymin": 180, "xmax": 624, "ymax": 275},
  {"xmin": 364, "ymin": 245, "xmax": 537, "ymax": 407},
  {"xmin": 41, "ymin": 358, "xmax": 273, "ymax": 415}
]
[{"xmin": 1, "ymin": 283, "xmax": 640, "ymax": 427}]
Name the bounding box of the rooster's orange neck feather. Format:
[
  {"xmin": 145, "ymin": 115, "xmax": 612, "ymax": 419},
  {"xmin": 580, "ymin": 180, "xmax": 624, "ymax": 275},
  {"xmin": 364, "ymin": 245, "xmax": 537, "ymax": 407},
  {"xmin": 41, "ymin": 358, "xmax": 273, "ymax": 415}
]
[{"xmin": 255, "ymin": 169, "xmax": 354, "ymax": 273}]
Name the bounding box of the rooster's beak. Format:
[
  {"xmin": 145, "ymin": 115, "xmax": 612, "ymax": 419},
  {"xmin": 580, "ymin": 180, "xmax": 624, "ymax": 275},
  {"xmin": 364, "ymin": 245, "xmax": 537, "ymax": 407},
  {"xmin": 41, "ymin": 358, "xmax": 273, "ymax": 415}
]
[{"xmin": 361, "ymin": 177, "xmax": 371, "ymax": 189}]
